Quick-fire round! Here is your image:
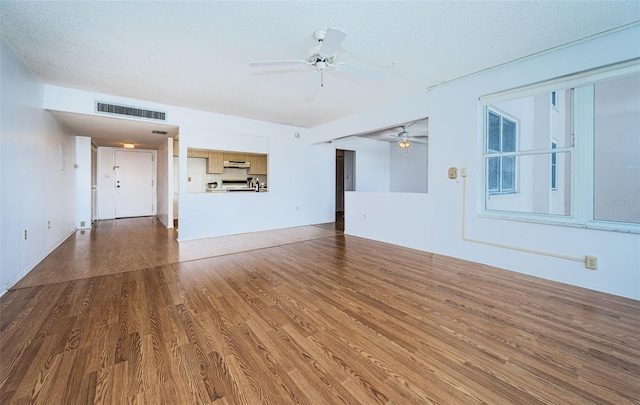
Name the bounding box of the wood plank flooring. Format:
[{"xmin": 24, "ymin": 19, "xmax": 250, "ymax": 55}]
[
  {"xmin": 1, "ymin": 218, "xmax": 639, "ymax": 404},
  {"xmin": 12, "ymin": 217, "xmax": 339, "ymax": 289}
]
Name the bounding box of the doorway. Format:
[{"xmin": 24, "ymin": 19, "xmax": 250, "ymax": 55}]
[{"xmin": 336, "ymin": 149, "xmax": 355, "ymax": 220}]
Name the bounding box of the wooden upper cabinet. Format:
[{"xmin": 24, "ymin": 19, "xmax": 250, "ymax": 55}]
[
  {"xmin": 186, "ymin": 148, "xmax": 266, "ymax": 175},
  {"xmin": 223, "ymin": 152, "xmax": 249, "ymax": 162},
  {"xmin": 207, "ymin": 151, "xmax": 224, "ymax": 174},
  {"xmin": 248, "ymin": 154, "xmax": 268, "ymax": 175},
  {"xmin": 187, "ymin": 149, "xmax": 209, "ymax": 158}
]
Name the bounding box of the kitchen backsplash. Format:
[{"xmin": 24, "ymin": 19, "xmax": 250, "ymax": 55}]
[{"xmin": 205, "ymin": 168, "xmax": 267, "ymax": 189}]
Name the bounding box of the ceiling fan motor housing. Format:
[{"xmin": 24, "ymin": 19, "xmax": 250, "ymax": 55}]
[{"xmin": 313, "ymin": 30, "xmax": 326, "ymax": 42}]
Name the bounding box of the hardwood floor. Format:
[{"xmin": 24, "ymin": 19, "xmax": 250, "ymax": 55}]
[
  {"xmin": 1, "ymin": 218, "xmax": 638, "ymax": 404},
  {"xmin": 11, "ymin": 218, "xmax": 339, "ymax": 289}
]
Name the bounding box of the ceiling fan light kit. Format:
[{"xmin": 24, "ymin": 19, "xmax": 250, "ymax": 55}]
[{"xmin": 394, "ymin": 125, "xmax": 428, "ymax": 149}]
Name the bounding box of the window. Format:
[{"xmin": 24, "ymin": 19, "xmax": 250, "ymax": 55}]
[
  {"xmin": 593, "ymin": 74, "xmax": 640, "ymax": 224},
  {"xmin": 481, "ymin": 61, "xmax": 639, "ymax": 232},
  {"xmin": 551, "ymin": 139, "xmax": 558, "ymax": 191},
  {"xmin": 551, "ymin": 90, "xmax": 559, "ymax": 110},
  {"xmin": 487, "ymin": 110, "xmax": 517, "ymax": 195}
]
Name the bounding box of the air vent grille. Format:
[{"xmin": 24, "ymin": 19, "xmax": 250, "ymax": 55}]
[{"xmin": 95, "ymin": 102, "xmax": 166, "ymax": 121}]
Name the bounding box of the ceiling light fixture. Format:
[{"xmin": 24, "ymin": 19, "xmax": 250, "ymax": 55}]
[
  {"xmin": 123, "ymin": 143, "xmax": 135, "ymax": 149},
  {"xmin": 398, "ymin": 140, "xmax": 411, "ymax": 149}
]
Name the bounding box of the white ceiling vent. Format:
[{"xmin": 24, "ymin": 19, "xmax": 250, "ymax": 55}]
[{"xmin": 95, "ymin": 101, "xmax": 167, "ymax": 121}]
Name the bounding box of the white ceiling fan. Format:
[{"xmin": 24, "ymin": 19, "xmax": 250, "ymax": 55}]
[
  {"xmin": 249, "ymin": 28, "xmax": 380, "ymax": 100},
  {"xmin": 392, "ymin": 125, "xmax": 428, "ymax": 149}
]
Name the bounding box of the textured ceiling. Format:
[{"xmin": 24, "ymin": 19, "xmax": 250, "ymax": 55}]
[{"xmin": 1, "ymin": 1, "xmax": 639, "ymax": 147}]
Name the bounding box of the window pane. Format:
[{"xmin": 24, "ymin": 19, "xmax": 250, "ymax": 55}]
[
  {"xmin": 488, "ymin": 157, "xmax": 499, "ymax": 192},
  {"xmin": 490, "ymin": 91, "xmax": 571, "ymax": 153},
  {"xmin": 488, "ymin": 111, "xmax": 500, "ymax": 152},
  {"xmin": 502, "ymin": 119, "xmax": 517, "ymax": 152},
  {"xmin": 593, "ymin": 73, "xmax": 640, "ymax": 224},
  {"xmin": 486, "ymin": 88, "xmax": 572, "ymax": 216},
  {"xmin": 501, "ymin": 156, "xmax": 516, "ymax": 191},
  {"xmin": 486, "ymin": 152, "xmax": 571, "ymax": 215}
]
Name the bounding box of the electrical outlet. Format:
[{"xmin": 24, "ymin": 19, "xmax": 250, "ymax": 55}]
[
  {"xmin": 585, "ymin": 256, "xmax": 598, "ymax": 270},
  {"xmin": 460, "ymin": 167, "xmax": 468, "ymax": 177}
]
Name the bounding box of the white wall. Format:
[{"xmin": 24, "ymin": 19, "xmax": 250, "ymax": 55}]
[
  {"xmin": 330, "ymin": 137, "xmax": 390, "ymax": 192},
  {"xmin": 173, "ymin": 156, "xmax": 179, "ymax": 220},
  {"xmin": 390, "ymin": 142, "xmax": 428, "ymax": 193},
  {"xmin": 177, "ymin": 125, "xmax": 335, "ymax": 240},
  {"xmin": 75, "ymin": 136, "xmax": 92, "ymax": 228},
  {"xmin": 156, "ymin": 138, "xmax": 173, "ymax": 228},
  {"xmin": 311, "ymin": 26, "xmax": 640, "ymax": 300},
  {"xmin": 1, "ymin": 39, "xmax": 77, "ymax": 294},
  {"xmin": 346, "ymin": 192, "xmax": 433, "ymax": 252}
]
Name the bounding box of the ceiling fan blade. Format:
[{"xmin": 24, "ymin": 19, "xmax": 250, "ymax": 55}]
[
  {"xmin": 250, "ymin": 60, "xmax": 308, "ymax": 67},
  {"xmin": 409, "ymin": 137, "xmax": 428, "ymax": 144},
  {"xmin": 304, "ymin": 70, "xmax": 321, "ymax": 102},
  {"xmin": 335, "ymin": 62, "xmax": 383, "ymax": 80},
  {"xmin": 319, "ymin": 28, "xmax": 347, "ymax": 57}
]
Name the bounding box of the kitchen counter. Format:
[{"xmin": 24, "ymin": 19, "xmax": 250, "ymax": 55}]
[{"xmin": 193, "ymin": 188, "xmax": 268, "ymax": 194}]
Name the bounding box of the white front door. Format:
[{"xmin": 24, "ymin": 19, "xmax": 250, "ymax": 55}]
[{"xmin": 114, "ymin": 150, "xmax": 155, "ymax": 218}]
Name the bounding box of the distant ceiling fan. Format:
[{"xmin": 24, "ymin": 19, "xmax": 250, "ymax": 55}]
[
  {"xmin": 393, "ymin": 125, "xmax": 428, "ymax": 149},
  {"xmin": 249, "ymin": 28, "xmax": 380, "ymax": 100}
]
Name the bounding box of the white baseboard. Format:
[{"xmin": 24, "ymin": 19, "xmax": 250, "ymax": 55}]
[{"xmin": 3, "ymin": 227, "xmax": 77, "ymax": 293}]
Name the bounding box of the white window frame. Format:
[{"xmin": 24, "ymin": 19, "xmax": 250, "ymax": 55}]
[
  {"xmin": 551, "ymin": 139, "xmax": 558, "ymax": 191},
  {"xmin": 551, "ymin": 90, "xmax": 559, "ymax": 111},
  {"xmin": 479, "ymin": 59, "xmax": 640, "ymax": 234}
]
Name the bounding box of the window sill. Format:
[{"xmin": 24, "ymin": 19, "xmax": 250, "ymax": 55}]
[{"xmin": 479, "ymin": 211, "xmax": 640, "ymax": 234}]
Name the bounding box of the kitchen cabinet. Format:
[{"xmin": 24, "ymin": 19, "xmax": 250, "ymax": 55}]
[
  {"xmin": 207, "ymin": 151, "xmax": 224, "ymax": 174},
  {"xmin": 187, "ymin": 148, "xmax": 209, "ymax": 158},
  {"xmin": 248, "ymin": 154, "xmax": 267, "ymax": 175},
  {"xmin": 223, "ymin": 152, "xmax": 249, "ymax": 162}
]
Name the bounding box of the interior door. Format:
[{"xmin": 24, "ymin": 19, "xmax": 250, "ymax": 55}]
[{"xmin": 114, "ymin": 150, "xmax": 155, "ymax": 218}]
